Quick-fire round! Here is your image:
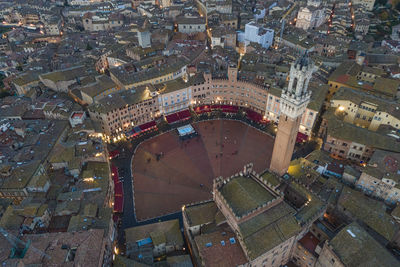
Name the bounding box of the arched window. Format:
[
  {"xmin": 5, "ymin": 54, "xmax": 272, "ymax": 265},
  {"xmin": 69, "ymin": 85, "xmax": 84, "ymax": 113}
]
[{"xmin": 292, "ymin": 77, "xmax": 298, "ymax": 92}]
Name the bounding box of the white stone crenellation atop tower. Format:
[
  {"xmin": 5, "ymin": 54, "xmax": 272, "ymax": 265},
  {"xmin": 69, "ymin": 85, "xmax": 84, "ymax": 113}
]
[{"xmin": 280, "ymin": 54, "xmax": 314, "ymax": 119}]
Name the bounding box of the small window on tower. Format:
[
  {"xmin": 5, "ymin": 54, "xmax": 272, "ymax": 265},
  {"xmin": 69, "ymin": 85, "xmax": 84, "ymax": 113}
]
[{"xmin": 292, "ymin": 78, "xmax": 298, "ymax": 91}]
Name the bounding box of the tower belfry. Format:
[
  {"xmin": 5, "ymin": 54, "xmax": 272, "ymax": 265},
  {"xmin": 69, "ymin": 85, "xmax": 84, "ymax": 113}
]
[{"xmin": 270, "ymin": 53, "xmax": 314, "ymax": 176}]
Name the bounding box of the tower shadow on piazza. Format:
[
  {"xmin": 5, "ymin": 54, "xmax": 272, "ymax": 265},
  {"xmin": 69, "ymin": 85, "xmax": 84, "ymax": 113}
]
[{"xmin": 131, "ymin": 53, "xmax": 314, "ymax": 222}]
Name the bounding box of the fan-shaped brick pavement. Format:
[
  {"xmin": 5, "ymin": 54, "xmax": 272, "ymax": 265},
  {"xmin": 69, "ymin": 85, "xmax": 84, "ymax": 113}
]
[{"xmin": 132, "ymin": 120, "xmax": 274, "ymax": 221}]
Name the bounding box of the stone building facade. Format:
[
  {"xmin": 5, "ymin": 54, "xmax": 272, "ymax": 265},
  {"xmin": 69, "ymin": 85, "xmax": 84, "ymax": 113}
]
[{"xmin": 90, "ymin": 57, "xmax": 322, "ymax": 140}]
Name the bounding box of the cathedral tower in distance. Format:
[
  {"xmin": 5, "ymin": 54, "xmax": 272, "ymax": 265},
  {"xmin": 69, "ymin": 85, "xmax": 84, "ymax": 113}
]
[{"xmin": 270, "ymin": 53, "xmax": 314, "ymax": 176}]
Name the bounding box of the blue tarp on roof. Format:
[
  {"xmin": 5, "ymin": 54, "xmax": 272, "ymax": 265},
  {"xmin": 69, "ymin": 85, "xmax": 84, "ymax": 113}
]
[{"xmin": 137, "ymin": 237, "xmax": 152, "ymax": 247}]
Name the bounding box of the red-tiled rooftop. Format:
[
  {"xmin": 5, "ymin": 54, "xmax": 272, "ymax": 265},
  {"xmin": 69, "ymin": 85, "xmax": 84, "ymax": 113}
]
[
  {"xmin": 336, "ymin": 74, "xmax": 350, "ymax": 84},
  {"xmin": 326, "ymin": 162, "xmax": 344, "ymax": 175},
  {"xmin": 17, "ymin": 229, "xmax": 105, "ymax": 266},
  {"xmin": 194, "ymin": 227, "xmax": 247, "ymax": 267},
  {"xmin": 72, "ymin": 112, "xmax": 84, "ymax": 119},
  {"xmin": 298, "ymin": 232, "xmax": 320, "ymax": 254}
]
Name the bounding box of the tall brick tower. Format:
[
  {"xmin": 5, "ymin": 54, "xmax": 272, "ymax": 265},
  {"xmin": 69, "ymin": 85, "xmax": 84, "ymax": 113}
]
[{"xmin": 270, "ymin": 53, "xmax": 314, "ymax": 176}]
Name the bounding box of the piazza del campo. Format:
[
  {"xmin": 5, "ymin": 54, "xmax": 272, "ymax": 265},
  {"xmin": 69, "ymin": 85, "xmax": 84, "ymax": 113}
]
[{"xmin": 0, "ymin": 0, "xmax": 400, "ymax": 266}]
